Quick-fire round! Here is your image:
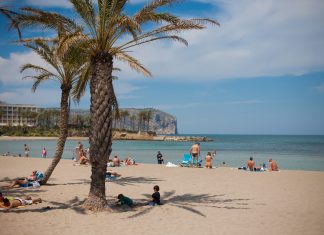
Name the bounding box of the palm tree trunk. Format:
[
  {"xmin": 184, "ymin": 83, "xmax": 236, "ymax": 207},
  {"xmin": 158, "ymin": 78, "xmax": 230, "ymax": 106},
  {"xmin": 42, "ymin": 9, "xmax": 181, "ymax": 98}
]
[
  {"xmin": 83, "ymin": 52, "xmax": 114, "ymax": 211},
  {"xmin": 40, "ymin": 85, "xmax": 71, "ymax": 184}
]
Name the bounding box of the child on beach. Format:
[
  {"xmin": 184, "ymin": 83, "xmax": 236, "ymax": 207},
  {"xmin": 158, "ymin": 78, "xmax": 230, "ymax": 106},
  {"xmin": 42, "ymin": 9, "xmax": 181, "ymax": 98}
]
[
  {"xmin": 117, "ymin": 194, "xmax": 133, "ymax": 207},
  {"xmin": 205, "ymin": 152, "xmax": 213, "ymax": 169},
  {"xmin": 149, "ymin": 185, "xmax": 161, "ymax": 206}
]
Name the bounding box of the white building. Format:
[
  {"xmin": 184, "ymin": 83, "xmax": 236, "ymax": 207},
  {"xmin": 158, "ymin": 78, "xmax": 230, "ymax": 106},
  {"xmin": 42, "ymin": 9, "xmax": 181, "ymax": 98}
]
[{"xmin": 0, "ymin": 102, "xmax": 38, "ymax": 127}]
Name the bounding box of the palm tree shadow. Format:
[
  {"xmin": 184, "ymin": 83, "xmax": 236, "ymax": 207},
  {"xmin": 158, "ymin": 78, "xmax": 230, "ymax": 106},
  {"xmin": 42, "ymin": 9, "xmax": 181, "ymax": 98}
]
[
  {"xmin": 108, "ymin": 176, "xmax": 163, "ymax": 186},
  {"xmin": 45, "ymin": 179, "xmax": 91, "ymax": 186},
  {"xmin": 125, "ymin": 190, "xmax": 251, "ymax": 218}
]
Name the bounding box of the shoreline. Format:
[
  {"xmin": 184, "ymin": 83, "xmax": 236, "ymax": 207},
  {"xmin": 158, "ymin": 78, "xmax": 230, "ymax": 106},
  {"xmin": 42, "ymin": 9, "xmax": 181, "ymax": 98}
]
[
  {"xmin": 1, "ymin": 155, "xmax": 323, "ymax": 173},
  {"xmin": 0, "ymin": 133, "xmax": 212, "ymax": 142}
]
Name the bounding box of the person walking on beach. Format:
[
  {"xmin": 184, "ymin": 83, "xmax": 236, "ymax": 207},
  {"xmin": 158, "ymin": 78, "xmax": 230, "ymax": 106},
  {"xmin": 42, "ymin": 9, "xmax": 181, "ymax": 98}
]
[
  {"xmin": 268, "ymin": 158, "xmax": 279, "ymax": 171},
  {"xmin": 156, "ymin": 151, "xmax": 164, "ymax": 164},
  {"xmin": 190, "ymin": 142, "xmax": 200, "ymax": 167},
  {"xmin": 24, "ymin": 144, "xmax": 30, "ymax": 158},
  {"xmin": 41, "ymin": 147, "xmax": 47, "ymax": 158}
]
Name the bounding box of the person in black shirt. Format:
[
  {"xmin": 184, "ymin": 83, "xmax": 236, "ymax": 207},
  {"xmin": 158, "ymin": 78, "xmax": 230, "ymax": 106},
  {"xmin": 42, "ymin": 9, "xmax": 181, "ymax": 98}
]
[
  {"xmin": 156, "ymin": 151, "xmax": 164, "ymax": 164},
  {"xmin": 149, "ymin": 185, "xmax": 161, "ymax": 206}
]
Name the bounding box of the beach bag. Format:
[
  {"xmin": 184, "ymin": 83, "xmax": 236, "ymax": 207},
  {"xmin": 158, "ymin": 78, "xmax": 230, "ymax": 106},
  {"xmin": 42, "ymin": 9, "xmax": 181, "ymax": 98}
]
[{"xmin": 35, "ymin": 171, "xmax": 44, "ymax": 181}]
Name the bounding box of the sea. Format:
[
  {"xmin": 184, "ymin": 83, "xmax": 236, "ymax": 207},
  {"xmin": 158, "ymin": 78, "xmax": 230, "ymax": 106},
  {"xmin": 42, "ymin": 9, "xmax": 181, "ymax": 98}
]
[{"xmin": 1, "ymin": 135, "xmax": 324, "ymax": 171}]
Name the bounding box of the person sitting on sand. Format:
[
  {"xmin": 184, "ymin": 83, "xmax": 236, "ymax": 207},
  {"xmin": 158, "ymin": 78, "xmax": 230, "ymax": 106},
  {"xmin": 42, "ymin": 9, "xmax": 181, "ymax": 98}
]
[
  {"xmin": 268, "ymin": 158, "xmax": 279, "ymax": 171},
  {"xmin": 6, "ymin": 170, "xmax": 42, "ymax": 188},
  {"xmin": 79, "ymin": 155, "xmax": 89, "ymax": 165},
  {"xmin": 149, "ymin": 185, "xmax": 161, "ymax": 206},
  {"xmin": 124, "ymin": 157, "xmax": 135, "ymax": 165},
  {"xmin": 112, "ymin": 155, "xmax": 121, "ymax": 167},
  {"xmin": 247, "ymin": 157, "xmax": 255, "ymax": 171},
  {"xmin": 117, "ymin": 194, "xmax": 133, "ymax": 206},
  {"xmin": 205, "ymin": 152, "xmax": 213, "ymax": 169}
]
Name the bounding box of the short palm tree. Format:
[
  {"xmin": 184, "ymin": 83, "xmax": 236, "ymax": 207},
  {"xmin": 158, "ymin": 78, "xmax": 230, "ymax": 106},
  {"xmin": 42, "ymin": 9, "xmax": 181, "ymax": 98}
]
[
  {"xmin": 15, "ymin": 0, "xmax": 218, "ymax": 210},
  {"xmin": 21, "ymin": 39, "xmax": 87, "ymax": 184}
]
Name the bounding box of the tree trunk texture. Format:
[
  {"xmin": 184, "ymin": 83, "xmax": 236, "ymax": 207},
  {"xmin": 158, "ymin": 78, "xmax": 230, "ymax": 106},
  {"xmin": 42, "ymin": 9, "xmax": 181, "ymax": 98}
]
[
  {"xmin": 40, "ymin": 85, "xmax": 71, "ymax": 185},
  {"xmin": 83, "ymin": 52, "xmax": 114, "ymax": 211}
]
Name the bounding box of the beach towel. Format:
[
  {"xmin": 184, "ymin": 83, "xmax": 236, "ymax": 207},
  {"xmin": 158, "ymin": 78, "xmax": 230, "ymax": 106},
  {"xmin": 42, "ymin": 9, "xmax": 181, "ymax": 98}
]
[{"xmin": 166, "ymin": 162, "xmax": 179, "ymax": 167}]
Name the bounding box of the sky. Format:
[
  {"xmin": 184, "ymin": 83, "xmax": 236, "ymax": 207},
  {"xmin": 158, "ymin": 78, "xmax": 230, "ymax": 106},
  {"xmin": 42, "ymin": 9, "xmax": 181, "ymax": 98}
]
[{"xmin": 0, "ymin": 0, "xmax": 324, "ymax": 135}]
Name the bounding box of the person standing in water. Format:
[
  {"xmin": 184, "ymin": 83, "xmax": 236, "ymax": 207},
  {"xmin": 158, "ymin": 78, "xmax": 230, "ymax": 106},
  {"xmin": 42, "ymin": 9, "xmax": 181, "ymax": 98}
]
[{"xmin": 189, "ymin": 142, "xmax": 200, "ymax": 167}]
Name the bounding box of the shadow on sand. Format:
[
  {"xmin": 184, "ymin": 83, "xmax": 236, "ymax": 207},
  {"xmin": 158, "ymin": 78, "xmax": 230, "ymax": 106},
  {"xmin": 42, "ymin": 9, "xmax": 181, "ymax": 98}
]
[
  {"xmin": 0, "ymin": 196, "xmax": 87, "ymax": 215},
  {"xmin": 109, "ymin": 190, "xmax": 252, "ymax": 218}
]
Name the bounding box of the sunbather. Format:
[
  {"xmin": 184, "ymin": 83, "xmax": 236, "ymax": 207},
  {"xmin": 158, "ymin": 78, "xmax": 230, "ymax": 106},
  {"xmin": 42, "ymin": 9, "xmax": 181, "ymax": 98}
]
[
  {"xmin": 5, "ymin": 170, "xmax": 42, "ymax": 188},
  {"xmin": 112, "ymin": 155, "xmax": 121, "ymax": 167},
  {"xmin": 247, "ymin": 157, "xmax": 255, "ymax": 171},
  {"xmin": 0, "ymin": 197, "xmax": 42, "ymax": 210},
  {"xmin": 106, "ymin": 170, "xmax": 121, "ymax": 178},
  {"xmin": 268, "ymin": 158, "xmax": 279, "ymax": 171},
  {"xmin": 0, "ymin": 192, "xmax": 42, "ymax": 210}
]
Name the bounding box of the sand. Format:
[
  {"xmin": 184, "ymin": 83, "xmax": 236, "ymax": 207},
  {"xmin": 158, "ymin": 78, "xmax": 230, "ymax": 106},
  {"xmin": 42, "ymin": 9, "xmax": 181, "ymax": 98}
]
[{"xmin": 0, "ymin": 157, "xmax": 324, "ymax": 235}]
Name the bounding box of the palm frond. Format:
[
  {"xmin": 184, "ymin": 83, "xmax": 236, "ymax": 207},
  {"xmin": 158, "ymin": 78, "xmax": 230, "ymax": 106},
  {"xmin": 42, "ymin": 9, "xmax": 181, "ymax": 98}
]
[
  {"xmin": 18, "ymin": 7, "xmax": 78, "ymax": 33},
  {"xmin": 122, "ymin": 35, "xmax": 188, "ymax": 51},
  {"xmin": 114, "ymin": 51, "xmax": 152, "ymax": 77},
  {"xmin": 23, "ymin": 72, "xmax": 56, "ymax": 92},
  {"xmin": 69, "ymin": 0, "xmax": 96, "ymax": 37},
  {"xmin": 72, "ymin": 63, "xmax": 91, "ymax": 102},
  {"xmin": 0, "ymin": 6, "xmax": 22, "ymax": 38},
  {"xmin": 20, "ymin": 63, "xmax": 54, "ymax": 75},
  {"xmin": 134, "ymin": 0, "xmax": 177, "ymax": 24}
]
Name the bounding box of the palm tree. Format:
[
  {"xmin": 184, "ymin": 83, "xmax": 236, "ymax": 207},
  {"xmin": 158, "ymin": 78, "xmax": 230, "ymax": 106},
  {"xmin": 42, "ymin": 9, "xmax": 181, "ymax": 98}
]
[
  {"xmin": 146, "ymin": 110, "xmax": 153, "ymax": 132},
  {"xmin": 15, "ymin": 0, "xmax": 218, "ymax": 210},
  {"xmin": 20, "ymin": 39, "xmax": 86, "ymax": 184},
  {"xmin": 129, "ymin": 114, "xmax": 136, "ymax": 132}
]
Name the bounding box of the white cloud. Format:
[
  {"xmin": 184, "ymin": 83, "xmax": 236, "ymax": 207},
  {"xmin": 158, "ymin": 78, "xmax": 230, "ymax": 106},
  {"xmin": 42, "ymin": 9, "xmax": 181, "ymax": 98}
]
[
  {"xmin": 114, "ymin": 0, "xmax": 324, "ymax": 81},
  {"xmin": 0, "ymin": 88, "xmax": 61, "ymax": 106},
  {"xmin": 0, "ymin": 51, "xmax": 50, "ymax": 86}
]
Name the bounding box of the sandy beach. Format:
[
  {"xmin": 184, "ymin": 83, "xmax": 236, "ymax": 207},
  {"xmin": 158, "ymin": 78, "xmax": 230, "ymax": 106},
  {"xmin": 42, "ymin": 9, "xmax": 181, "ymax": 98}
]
[{"xmin": 0, "ymin": 157, "xmax": 324, "ymax": 235}]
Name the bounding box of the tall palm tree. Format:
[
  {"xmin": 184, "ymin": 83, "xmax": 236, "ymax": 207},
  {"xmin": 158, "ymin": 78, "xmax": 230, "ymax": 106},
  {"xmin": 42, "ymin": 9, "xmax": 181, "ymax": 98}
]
[
  {"xmin": 129, "ymin": 114, "xmax": 136, "ymax": 132},
  {"xmin": 20, "ymin": 39, "xmax": 87, "ymax": 184},
  {"xmin": 15, "ymin": 0, "xmax": 218, "ymax": 210},
  {"xmin": 146, "ymin": 110, "xmax": 153, "ymax": 132}
]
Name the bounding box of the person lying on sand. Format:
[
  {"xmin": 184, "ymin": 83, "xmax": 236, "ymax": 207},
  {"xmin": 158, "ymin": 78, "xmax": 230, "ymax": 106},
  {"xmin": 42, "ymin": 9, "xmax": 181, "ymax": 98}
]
[
  {"xmin": 0, "ymin": 192, "xmax": 42, "ymax": 210},
  {"xmin": 5, "ymin": 170, "xmax": 42, "ymax": 188},
  {"xmin": 117, "ymin": 194, "xmax": 133, "ymax": 207},
  {"xmin": 106, "ymin": 170, "xmax": 121, "ymax": 178}
]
